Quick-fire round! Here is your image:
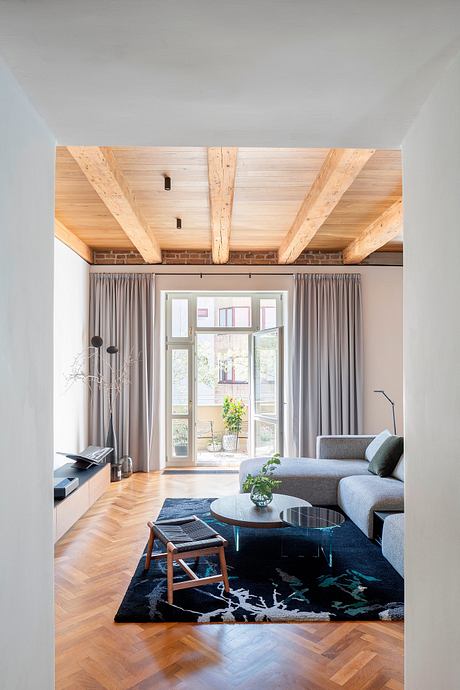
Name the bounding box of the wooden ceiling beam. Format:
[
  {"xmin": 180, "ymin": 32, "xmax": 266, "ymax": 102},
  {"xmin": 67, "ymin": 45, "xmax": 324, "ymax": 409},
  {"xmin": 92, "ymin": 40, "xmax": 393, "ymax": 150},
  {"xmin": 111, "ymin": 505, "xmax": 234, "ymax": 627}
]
[
  {"xmin": 278, "ymin": 148, "xmax": 375, "ymax": 264},
  {"xmin": 207, "ymin": 147, "xmax": 238, "ymax": 264},
  {"xmin": 66, "ymin": 147, "xmax": 161, "ymax": 263},
  {"xmin": 342, "ymin": 198, "xmax": 403, "ymax": 264},
  {"xmin": 55, "ymin": 218, "xmax": 93, "ymax": 264}
]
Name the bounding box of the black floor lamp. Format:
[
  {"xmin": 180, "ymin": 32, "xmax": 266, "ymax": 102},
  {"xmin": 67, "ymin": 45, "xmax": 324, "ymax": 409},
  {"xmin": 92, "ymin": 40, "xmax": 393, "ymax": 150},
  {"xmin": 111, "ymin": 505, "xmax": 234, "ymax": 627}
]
[{"xmin": 374, "ymin": 390, "xmax": 397, "ymax": 435}]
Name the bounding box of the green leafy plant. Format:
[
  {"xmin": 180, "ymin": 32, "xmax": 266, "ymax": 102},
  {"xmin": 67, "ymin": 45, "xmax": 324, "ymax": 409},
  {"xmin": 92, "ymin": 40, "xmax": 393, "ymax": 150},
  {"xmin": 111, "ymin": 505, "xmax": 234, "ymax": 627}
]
[
  {"xmin": 242, "ymin": 453, "xmax": 281, "ymax": 494},
  {"xmin": 222, "ymin": 396, "xmax": 246, "ymax": 435}
]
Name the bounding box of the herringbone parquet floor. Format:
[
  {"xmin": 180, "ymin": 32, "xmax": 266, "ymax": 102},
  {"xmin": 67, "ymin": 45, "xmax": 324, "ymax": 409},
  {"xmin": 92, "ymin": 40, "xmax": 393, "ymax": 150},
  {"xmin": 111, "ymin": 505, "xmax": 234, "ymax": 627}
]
[{"xmin": 55, "ymin": 472, "xmax": 404, "ymax": 690}]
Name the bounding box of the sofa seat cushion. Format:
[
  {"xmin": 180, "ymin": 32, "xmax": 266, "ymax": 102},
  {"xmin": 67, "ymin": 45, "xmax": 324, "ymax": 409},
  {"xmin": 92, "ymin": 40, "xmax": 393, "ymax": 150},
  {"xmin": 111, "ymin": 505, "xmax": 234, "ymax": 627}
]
[
  {"xmin": 338, "ymin": 475, "xmax": 404, "ymax": 538},
  {"xmin": 239, "ymin": 457, "xmax": 369, "ymax": 505},
  {"xmin": 382, "ymin": 514, "xmax": 404, "ymax": 577}
]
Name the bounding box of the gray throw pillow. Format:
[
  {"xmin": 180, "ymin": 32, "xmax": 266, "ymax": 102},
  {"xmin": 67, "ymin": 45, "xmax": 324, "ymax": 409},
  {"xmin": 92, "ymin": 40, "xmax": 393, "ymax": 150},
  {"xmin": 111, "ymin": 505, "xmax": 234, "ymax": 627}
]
[
  {"xmin": 368, "ymin": 436, "xmax": 404, "ymax": 477},
  {"xmin": 365, "ymin": 429, "xmax": 392, "ymax": 462}
]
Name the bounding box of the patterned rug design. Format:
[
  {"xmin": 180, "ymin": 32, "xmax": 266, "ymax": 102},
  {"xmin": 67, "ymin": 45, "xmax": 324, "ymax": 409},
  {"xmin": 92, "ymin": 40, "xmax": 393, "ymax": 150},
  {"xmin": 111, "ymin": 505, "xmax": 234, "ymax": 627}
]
[{"xmin": 115, "ymin": 498, "xmax": 404, "ymax": 623}]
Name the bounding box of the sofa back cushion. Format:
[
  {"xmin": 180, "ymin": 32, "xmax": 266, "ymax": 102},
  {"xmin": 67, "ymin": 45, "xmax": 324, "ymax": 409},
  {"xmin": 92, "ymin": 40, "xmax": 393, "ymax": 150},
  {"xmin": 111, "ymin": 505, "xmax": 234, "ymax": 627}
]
[
  {"xmin": 365, "ymin": 429, "xmax": 392, "ymax": 462},
  {"xmin": 368, "ymin": 436, "xmax": 404, "ymax": 477},
  {"xmin": 392, "ymin": 453, "xmax": 405, "ymax": 482}
]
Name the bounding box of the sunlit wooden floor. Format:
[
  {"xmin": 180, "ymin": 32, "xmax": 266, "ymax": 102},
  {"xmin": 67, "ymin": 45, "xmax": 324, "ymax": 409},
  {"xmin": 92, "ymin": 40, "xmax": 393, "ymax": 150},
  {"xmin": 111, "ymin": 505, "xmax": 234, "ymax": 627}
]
[{"xmin": 55, "ymin": 472, "xmax": 404, "ymax": 689}]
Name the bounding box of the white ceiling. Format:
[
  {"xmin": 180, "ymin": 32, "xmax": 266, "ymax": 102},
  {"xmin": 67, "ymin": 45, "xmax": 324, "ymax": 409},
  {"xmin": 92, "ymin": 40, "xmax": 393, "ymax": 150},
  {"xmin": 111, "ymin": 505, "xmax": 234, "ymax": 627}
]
[{"xmin": 1, "ymin": 1, "xmax": 460, "ymax": 148}]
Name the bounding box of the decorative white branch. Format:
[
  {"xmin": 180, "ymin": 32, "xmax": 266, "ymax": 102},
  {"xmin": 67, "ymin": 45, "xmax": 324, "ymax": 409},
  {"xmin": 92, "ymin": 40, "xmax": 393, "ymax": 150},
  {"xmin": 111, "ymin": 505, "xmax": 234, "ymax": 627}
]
[{"xmin": 65, "ymin": 346, "xmax": 140, "ymax": 413}]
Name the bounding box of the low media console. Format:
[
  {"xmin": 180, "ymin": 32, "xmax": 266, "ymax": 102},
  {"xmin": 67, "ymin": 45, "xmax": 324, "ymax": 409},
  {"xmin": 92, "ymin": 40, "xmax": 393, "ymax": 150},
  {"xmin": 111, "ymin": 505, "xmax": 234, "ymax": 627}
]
[{"xmin": 53, "ymin": 462, "xmax": 111, "ymax": 543}]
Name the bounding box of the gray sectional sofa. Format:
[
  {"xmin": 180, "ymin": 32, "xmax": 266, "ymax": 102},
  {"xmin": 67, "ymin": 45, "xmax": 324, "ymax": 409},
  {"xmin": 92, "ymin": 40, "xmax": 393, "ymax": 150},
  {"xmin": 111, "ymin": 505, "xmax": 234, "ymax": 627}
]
[
  {"xmin": 382, "ymin": 513, "xmax": 404, "ymax": 577},
  {"xmin": 239, "ymin": 432, "xmax": 405, "ymax": 576}
]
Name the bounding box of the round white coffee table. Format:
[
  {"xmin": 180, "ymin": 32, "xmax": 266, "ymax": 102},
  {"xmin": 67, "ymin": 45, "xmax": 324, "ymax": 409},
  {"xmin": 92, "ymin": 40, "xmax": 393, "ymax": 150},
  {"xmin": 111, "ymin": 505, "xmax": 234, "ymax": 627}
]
[{"xmin": 210, "ymin": 493, "xmax": 311, "ymax": 551}]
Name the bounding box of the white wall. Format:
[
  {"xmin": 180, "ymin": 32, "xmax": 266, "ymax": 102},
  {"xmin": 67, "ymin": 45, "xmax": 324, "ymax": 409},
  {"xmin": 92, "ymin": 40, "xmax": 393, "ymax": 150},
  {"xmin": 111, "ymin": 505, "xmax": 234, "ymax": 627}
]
[
  {"xmin": 54, "ymin": 238, "xmax": 89, "ymax": 467},
  {"xmin": 92, "ymin": 264, "xmax": 403, "ymax": 467},
  {"xmin": 403, "ymin": 52, "xmax": 460, "ymax": 690},
  {"xmin": 360, "ymin": 267, "xmax": 403, "ymax": 435},
  {"xmin": 0, "ymin": 63, "xmax": 55, "ymax": 689}
]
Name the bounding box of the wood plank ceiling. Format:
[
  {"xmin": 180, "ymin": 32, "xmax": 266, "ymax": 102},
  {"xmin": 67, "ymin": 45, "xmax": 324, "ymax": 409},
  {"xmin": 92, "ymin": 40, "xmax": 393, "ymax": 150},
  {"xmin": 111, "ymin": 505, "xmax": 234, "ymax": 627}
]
[{"xmin": 55, "ymin": 146, "xmax": 402, "ymax": 264}]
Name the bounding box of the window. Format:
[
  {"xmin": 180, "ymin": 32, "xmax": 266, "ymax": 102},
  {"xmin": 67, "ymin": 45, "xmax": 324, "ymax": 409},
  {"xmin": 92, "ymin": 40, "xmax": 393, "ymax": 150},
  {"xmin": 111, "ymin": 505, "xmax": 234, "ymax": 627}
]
[
  {"xmin": 260, "ymin": 298, "xmax": 277, "ymax": 329},
  {"xmin": 218, "ymin": 306, "xmax": 250, "ymax": 328},
  {"xmin": 218, "ymin": 356, "xmax": 249, "ymax": 384},
  {"xmin": 197, "ymin": 296, "xmax": 252, "ymax": 327}
]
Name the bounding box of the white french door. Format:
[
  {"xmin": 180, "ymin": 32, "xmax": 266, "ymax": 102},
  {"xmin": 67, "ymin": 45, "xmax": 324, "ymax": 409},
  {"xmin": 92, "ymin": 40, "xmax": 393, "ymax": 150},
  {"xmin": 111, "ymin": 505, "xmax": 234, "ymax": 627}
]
[
  {"xmin": 251, "ymin": 326, "xmax": 284, "ymax": 456},
  {"xmin": 167, "ymin": 341, "xmax": 194, "ymax": 464},
  {"xmin": 165, "ymin": 292, "xmax": 284, "ymax": 465}
]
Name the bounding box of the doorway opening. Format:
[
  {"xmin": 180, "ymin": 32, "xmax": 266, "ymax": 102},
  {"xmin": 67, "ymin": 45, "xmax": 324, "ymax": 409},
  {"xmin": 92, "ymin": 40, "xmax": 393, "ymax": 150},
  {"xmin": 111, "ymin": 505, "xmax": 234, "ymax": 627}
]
[{"xmin": 165, "ymin": 292, "xmax": 284, "ymax": 467}]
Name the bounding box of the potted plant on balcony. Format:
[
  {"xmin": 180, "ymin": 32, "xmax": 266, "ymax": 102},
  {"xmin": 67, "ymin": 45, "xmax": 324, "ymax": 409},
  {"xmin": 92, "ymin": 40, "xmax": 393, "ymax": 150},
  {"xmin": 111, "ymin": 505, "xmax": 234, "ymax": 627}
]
[{"xmin": 222, "ymin": 396, "xmax": 245, "ymax": 452}]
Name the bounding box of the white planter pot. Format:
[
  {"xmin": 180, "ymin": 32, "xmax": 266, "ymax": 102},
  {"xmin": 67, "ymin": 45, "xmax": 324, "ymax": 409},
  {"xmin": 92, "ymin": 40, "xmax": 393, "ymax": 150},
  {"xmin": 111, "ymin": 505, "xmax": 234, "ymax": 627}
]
[{"xmin": 222, "ymin": 434, "xmax": 238, "ymax": 452}]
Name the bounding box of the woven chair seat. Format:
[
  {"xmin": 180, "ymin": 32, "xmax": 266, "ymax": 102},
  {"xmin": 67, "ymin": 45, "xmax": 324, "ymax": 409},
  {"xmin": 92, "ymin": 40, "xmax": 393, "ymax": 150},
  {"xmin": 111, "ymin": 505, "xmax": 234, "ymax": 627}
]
[{"xmin": 152, "ymin": 516, "xmax": 224, "ymax": 553}]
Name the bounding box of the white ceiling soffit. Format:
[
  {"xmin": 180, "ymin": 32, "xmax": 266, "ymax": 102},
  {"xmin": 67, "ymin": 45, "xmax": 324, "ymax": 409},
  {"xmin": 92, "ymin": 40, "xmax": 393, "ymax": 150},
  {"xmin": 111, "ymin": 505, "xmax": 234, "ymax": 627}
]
[{"xmin": 0, "ymin": 1, "xmax": 459, "ymax": 148}]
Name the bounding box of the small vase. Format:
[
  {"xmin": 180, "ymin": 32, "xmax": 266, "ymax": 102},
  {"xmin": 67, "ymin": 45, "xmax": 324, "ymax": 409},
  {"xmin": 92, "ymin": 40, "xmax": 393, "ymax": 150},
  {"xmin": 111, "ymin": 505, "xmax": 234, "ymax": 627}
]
[
  {"xmin": 121, "ymin": 455, "xmax": 133, "ymax": 478},
  {"xmin": 111, "ymin": 462, "xmax": 122, "ymax": 482},
  {"xmin": 250, "ymin": 485, "xmax": 273, "ymax": 508},
  {"xmin": 106, "ymin": 412, "xmax": 118, "ymax": 465}
]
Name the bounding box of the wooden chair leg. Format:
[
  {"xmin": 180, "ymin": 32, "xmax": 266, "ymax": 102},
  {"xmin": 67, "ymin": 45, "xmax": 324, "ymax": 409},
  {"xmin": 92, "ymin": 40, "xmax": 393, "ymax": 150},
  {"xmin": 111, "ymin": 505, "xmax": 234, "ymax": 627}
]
[
  {"xmin": 218, "ymin": 546, "xmax": 230, "ymax": 593},
  {"xmin": 144, "ymin": 527, "xmax": 155, "ymax": 572},
  {"xmin": 166, "ymin": 547, "xmax": 174, "ymax": 605}
]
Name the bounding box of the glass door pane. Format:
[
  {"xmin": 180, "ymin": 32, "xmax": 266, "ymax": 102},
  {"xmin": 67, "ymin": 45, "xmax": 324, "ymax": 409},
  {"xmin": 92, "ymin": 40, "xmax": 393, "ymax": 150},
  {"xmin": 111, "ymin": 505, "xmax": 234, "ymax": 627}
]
[
  {"xmin": 171, "ymin": 349, "xmax": 189, "ymax": 414},
  {"xmin": 251, "ymin": 327, "xmax": 283, "ymax": 457},
  {"xmin": 172, "ymin": 419, "xmax": 190, "ymax": 459},
  {"xmin": 195, "ymin": 332, "xmax": 250, "ymax": 466},
  {"xmin": 254, "ymin": 418, "xmax": 277, "ymax": 456},
  {"xmin": 171, "ymin": 298, "xmax": 189, "ymax": 338},
  {"xmin": 168, "ymin": 343, "xmax": 193, "ymax": 463},
  {"xmin": 254, "ymin": 329, "xmax": 278, "ymax": 416}
]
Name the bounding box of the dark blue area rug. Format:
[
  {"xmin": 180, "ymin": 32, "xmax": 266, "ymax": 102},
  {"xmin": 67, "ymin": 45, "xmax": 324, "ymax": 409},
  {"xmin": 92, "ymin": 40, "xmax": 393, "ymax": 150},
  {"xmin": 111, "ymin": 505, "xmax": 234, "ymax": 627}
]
[{"xmin": 115, "ymin": 498, "xmax": 404, "ymax": 623}]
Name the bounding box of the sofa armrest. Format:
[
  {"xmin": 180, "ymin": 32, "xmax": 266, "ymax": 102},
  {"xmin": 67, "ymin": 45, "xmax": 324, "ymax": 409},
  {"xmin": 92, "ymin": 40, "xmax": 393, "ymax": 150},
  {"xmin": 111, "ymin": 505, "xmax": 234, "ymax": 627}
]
[{"xmin": 316, "ymin": 435, "xmax": 375, "ymax": 460}]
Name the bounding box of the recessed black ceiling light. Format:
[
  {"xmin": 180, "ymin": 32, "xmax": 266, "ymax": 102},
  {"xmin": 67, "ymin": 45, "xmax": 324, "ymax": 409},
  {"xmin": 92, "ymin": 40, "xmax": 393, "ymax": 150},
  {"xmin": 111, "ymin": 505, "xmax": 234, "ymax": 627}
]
[
  {"xmin": 176, "ymin": 217, "xmax": 182, "ymax": 230},
  {"xmin": 164, "ymin": 175, "xmax": 171, "ymax": 191}
]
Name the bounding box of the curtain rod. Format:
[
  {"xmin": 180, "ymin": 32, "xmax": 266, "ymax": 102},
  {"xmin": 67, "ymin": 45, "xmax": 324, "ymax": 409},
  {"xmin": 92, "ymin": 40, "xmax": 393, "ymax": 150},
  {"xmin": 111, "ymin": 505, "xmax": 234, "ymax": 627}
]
[
  {"xmin": 146, "ymin": 269, "xmax": 357, "ymax": 278},
  {"xmin": 153, "ymin": 271, "xmax": 297, "ymax": 277},
  {"xmin": 91, "ymin": 269, "xmax": 368, "ymax": 277}
]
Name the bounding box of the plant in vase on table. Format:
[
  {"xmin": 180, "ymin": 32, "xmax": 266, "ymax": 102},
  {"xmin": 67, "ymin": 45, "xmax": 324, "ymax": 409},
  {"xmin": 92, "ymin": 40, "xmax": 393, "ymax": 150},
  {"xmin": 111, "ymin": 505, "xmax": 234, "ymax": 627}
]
[
  {"xmin": 242, "ymin": 453, "xmax": 281, "ymax": 507},
  {"xmin": 222, "ymin": 396, "xmax": 246, "ymax": 452}
]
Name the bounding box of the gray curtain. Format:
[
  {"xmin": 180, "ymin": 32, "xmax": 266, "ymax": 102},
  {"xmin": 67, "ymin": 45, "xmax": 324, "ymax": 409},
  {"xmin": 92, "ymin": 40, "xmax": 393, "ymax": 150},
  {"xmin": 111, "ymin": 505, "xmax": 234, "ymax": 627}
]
[
  {"xmin": 89, "ymin": 273, "xmax": 155, "ymax": 472},
  {"xmin": 291, "ymin": 273, "xmax": 363, "ymax": 457}
]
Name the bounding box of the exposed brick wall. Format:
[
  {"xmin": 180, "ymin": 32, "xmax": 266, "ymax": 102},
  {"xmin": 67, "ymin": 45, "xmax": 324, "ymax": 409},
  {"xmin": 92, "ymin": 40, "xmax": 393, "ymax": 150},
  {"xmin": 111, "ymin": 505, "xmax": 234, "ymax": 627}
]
[
  {"xmin": 294, "ymin": 250, "xmax": 342, "ymax": 265},
  {"xmin": 93, "ymin": 248, "xmax": 344, "ymax": 266}
]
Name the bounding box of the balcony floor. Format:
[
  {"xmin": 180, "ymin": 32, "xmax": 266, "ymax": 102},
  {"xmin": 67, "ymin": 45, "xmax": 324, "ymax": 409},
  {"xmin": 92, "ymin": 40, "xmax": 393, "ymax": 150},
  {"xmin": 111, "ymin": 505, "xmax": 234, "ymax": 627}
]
[{"xmin": 196, "ymin": 449, "xmax": 249, "ymax": 467}]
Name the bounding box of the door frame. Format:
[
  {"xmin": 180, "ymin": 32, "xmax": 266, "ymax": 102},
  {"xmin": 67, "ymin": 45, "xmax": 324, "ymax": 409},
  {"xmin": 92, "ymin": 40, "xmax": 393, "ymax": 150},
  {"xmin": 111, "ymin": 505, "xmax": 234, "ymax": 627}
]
[
  {"xmin": 165, "ymin": 291, "xmax": 284, "ymax": 466},
  {"xmin": 166, "ymin": 340, "xmax": 194, "ymax": 465}
]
